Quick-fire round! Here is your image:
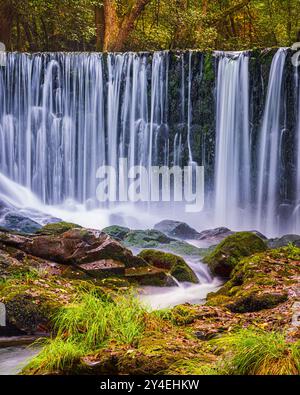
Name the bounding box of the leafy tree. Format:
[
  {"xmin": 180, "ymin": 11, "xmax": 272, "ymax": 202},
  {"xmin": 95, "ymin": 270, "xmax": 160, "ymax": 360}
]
[{"xmin": 0, "ymin": 0, "xmax": 299, "ymax": 52}]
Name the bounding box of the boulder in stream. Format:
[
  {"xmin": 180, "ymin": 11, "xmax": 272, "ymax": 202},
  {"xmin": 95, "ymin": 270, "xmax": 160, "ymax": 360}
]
[
  {"xmin": 138, "ymin": 249, "xmax": 198, "ymax": 283},
  {"xmin": 268, "ymin": 234, "xmax": 300, "ymax": 249},
  {"xmin": 204, "ymin": 231, "xmax": 267, "ymax": 277},
  {"xmin": 153, "ymin": 220, "xmax": 200, "ymax": 239}
]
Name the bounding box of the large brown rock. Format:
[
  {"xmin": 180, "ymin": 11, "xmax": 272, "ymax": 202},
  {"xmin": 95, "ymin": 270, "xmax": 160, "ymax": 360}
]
[{"xmin": 0, "ymin": 227, "xmax": 147, "ymax": 269}]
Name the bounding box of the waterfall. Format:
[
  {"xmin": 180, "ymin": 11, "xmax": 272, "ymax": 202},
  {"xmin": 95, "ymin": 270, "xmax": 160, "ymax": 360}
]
[
  {"xmin": 295, "ymin": 51, "xmax": 300, "ymax": 232},
  {"xmin": 214, "ymin": 52, "xmax": 251, "ymax": 229},
  {"xmin": 0, "ymin": 49, "xmax": 299, "ymax": 236},
  {"xmin": 256, "ymin": 49, "xmax": 287, "ymax": 236}
]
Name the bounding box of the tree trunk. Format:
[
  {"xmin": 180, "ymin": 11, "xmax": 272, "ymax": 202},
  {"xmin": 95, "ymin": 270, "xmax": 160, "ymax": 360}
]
[
  {"xmin": 95, "ymin": 5, "xmax": 105, "ymax": 51},
  {"xmin": 0, "ymin": 1, "xmax": 14, "ymax": 49},
  {"xmin": 103, "ymin": 0, "xmax": 151, "ymax": 52},
  {"xmin": 103, "ymin": 0, "xmax": 120, "ymax": 52}
]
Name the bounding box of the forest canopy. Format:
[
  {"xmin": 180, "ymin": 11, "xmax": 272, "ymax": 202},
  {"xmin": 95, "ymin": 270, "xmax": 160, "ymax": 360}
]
[{"xmin": 0, "ymin": 0, "xmax": 299, "ymax": 52}]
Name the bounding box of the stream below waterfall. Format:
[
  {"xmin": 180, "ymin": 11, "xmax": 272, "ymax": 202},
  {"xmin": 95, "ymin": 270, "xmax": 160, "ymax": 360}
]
[
  {"xmin": 140, "ymin": 258, "xmax": 222, "ymax": 310},
  {"xmin": 0, "ymin": 346, "xmax": 40, "ymax": 375}
]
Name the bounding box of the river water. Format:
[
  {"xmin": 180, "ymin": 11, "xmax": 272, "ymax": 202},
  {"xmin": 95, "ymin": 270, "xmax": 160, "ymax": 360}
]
[{"xmin": 0, "ymin": 346, "xmax": 40, "ymax": 375}]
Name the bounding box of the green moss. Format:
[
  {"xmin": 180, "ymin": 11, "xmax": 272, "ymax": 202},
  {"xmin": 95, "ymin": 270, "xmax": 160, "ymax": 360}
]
[
  {"xmin": 203, "ymin": 52, "xmax": 214, "ymax": 82},
  {"xmin": 226, "ymin": 291, "xmax": 288, "ymax": 313},
  {"xmin": 206, "ymin": 294, "xmax": 231, "ymax": 307},
  {"xmin": 138, "ymin": 249, "xmax": 198, "ymax": 283},
  {"xmin": 124, "ymin": 230, "xmax": 173, "ymax": 247},
  {"xmin": 207, "ymin": 246, "xmax": 297, "ymax": 312},
  {"xmin": 166, "ymin": 359, "xmax": 219, "ymax": 375},
  {"xmin": 125, "ymin": 266, "xmax": 172, "ymax": 286},
  {"xmin": 36, "ymin": 221, "xmax": 81, "ymax": 236},
  {"xmin": 204, "ymin": 232, "xmax": 267, "ymax": 277},
  {"xmin": 102, "ymin": 226, "xmax": 130, "ymax": 241},
  {"xmin": 169, "ymin": 305, "xmax": 199, "ymax": 325}
]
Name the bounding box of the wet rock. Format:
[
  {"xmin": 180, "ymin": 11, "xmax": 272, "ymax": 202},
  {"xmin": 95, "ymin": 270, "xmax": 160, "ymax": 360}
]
[
  {"xmin": 78, "ymin": 259, "xmax": 125, "ymax": 278},
  {"xmin": 203, "ymin": 232, "xmax": 267, "ymax": 277},
  {"xmin": 207, "ymin": 245, "xmax": 300, "ymax": 313},
  {"xmin": 154, "ymin": 220, "xmax": 200, "ymax": 239},
  {"xmin": 103, "ymin": 225, "xmax": 130, "ymax": 241},
  {"xmin": 124, "ymin": 229, "xmax": 174, "ymax": 247},
  {"xmin": 194, "ymin": 330, "xmax": 219, "ymax": 341},
  {"xmin": 36, "ymin": 221, "xmax": 82, "ymax": 236},
  {"xmin": 0, "ymin": 213, "xmax": 42, "ymax": 234},
  {"xmin": 197, "ymin": 227, "xmax": 234, "ymax": 243},
  {"xmin": 226, "ymin": 291, "xmax": 288, "ymax": 313},
  {"xmin": 122, "ymin": 229, "xmax": 206, "ymax": 256},
  {"xmin": 138, "ymin": 249, "xmax": 198, "ymax": 283},
  {"xmin": 125, "ymin": 266, "xmax": 176, "ymax": 287},
  {"xmin": 249, "ymin": 230, "xmax": 268, "ymax": 240},
  {"xmin": 268, "ymin": 234, "xmax": 300, "ymax": 249},
  {"xmin": 0, "ymin": 227, "xmax": 147, "ymax": 269}
]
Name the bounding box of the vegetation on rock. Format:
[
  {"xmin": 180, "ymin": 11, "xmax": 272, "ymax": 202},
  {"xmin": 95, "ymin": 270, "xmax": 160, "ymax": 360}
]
[
  {"xmin": 23, "ymin": 290, "xmax": 146, "ymax": 374},
  {"xmin": 36, "ymin": 222, "xmax": 81, "ymax": 236},
  {"xmin": 138, "ymin": 249, "xmax": 198, "ymax": 283},
  {"xmin": 207, "ymin": 245, "xmax": 300, "ymax": 313},
  {"xmin": 204, "ymin": 232, "xmax": 267, "ymax": 277},
  {"xmin": 0, "ymin": 222, "xmax": 299, "ymax": 376}
]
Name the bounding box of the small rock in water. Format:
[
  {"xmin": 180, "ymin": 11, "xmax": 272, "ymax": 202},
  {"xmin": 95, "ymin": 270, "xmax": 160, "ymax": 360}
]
[
  {"xmin": 197, "ymin": 227, "xmax": 234, "ymax": 243},
  {"xmin": 268, "ymin": 234, "xmax": 300, "ymax": 249},
  {"xmin": 0, "ymin": 213, "xmax": 42, "ymax": 234},
  {"xmin": 154, "ymin": 220, "xmax": 200, "ymax": 239}
]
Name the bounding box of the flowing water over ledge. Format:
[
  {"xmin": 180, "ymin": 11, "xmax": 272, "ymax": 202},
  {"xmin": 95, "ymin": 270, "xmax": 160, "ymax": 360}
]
[
  {"xmin": 0, "ymin": 49, "xmax": 299, "ymax": 237},
  {"xmin": 140, "ymin": 259, "xmax": 222, "ymax": 310}
]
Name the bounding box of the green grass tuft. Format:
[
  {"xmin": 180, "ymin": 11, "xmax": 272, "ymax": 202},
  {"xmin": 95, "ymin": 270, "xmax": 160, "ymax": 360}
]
[
  {"xmin": 214, "ymin": 328, "xmax": 300, "ymax": 375},
  {"xmin": 23, "ymin": 290, "xmax": 146, "ymax": 374}
]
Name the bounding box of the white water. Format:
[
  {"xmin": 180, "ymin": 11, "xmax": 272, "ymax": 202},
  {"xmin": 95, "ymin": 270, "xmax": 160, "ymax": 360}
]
[
  {"xmin": 294, "ymin": 51, "xmax": 300, "ymax": 233},
  {"xmin": 140, "ymin": 258, "xmax": 222, "ymax": 310},
  {"xmin": 0, "ymin": 346, "xmax": 39, "ymax": 375},
  {"xmin": 0, "ymin": 50, "xmax": 299, "ymax": 238},
  {"xmin": 214, "ymin": 52, "xmax": 251, "ymax": 229},
  {"xmin": 256, "ymin": 49, "xmax": 288, "ymax": 236}
]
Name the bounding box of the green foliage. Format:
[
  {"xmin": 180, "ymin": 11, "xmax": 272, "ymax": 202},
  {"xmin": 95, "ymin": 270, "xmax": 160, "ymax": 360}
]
[
  {"xmin": 286, "ymin": 243, "xmax": 300, "ymax": 260},
  {"xmin": 214, "ymin": 328, "xmax": 300, "ymax": 375},
  {"xmin": 23, "ymin": 290, "xmax": 146, "ymax": 373},
  {"xmin": 25, "ymin": 338, "xmax": 85, "ymax": 374},
  {"xmin": 2, "ymin": 0, "xmax": 299, "ymax": 52}
]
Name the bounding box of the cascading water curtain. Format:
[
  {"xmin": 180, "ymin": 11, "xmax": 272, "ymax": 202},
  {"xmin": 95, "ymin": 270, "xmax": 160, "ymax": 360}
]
[
  {"xmin": 0, "ymin": 49, "xmax": 299, "ymax": 236},
  {"xmin": 214, "ymin": 51, "xmax": 251, "ymax": 230},
  {"xmin": 294, "ymin": 51, "xmax": 300, "ymax": 233}
]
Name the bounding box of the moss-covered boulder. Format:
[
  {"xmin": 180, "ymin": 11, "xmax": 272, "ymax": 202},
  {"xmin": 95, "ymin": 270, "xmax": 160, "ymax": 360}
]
[
  {"xmin": 225, "ymin": 291, "xmax": 288, "ymax": 313},
  {"xmin": 0, "ymin": 275, "xmax": 85, "ymax": 334},
  {"xmin": 204, "ymin": 232, "xmax": 267, "ymax": 277},
  {"xmin": 36, "ymin": 221, "xmax": 81, "ymax": 236},
  {"xmin": 102, "ymin": 225, "xmax": 130, "ymax": 241},
  {"xmin": 121, "ymin": 229, "xmax": 207, "ymax": 257},
  {"xmin": 124, "ymin": 229, "xmax": 174, "ymax": 247},
  {"xmin": 207, "ymin": 245, "xmax": 300, "ymax": 313},
  {"xmin": 125, "ymin": 266, "xmax": 176, "ymax": 287},
  {"xmin": 138, "ymin": 249, "xmax": 198, "ymax": 283}
]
